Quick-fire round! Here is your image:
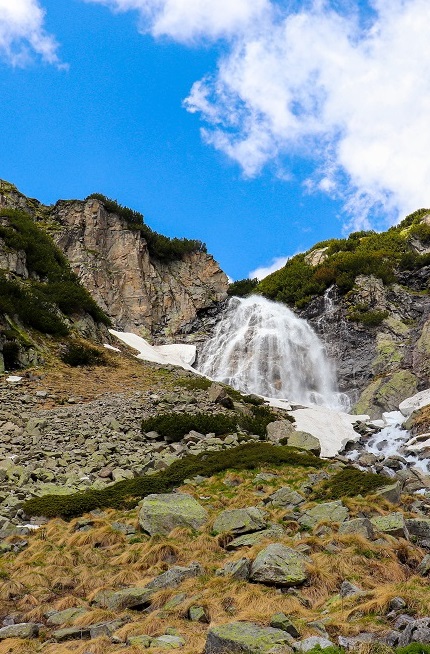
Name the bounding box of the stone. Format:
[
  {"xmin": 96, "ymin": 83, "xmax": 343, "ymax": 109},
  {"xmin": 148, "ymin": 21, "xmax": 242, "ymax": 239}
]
[
  {"xmin": 250, "ymin": 543, "xmax": 308, "ymax": 587},
  {"xmin": 0, "ymin": 623, "xmax": 39, "ymax": 640},
  {"xmin": 340, "ymin": 580, "xmax": 362, "ymax": 597},
  {"xmin": 213, "ymin": 507, "xmax": 267, "ymax": 535},
  {"xmin": 139, "ymin": 493, "xmax": 208, "ymax": 536},
  {"xmin": 417, "ymin": 554, "xmax": 430, "ymax": 576},
  {"xmin": 265, "ymin": 487, "xmax": 304, "ymax": 508},
  {"xmin": 299, "ymin": 501, "xmax": 349, "ymax": 528},
  {"xmin": 389, "ymin": 597, "xmax": 407, "ymax": 612},
  {"xmin": 270, "ymin": 614, "xmax": 300, "ymax": 637},
  {"xmin": 188, "ymin": 606, "xmax": 208, "ymax": 623},
  {"xmin": 405, "ymin": 518, "xmax": 430, "ymax": 541},
  {"xmin": 355, "ymin": 371, "xmax": 419, "ymax": 420},
  {"xmin": 287, "ymin": 431, "xmax": 321, "ymax": 456},
  {"xmin": 205, "ymin": 621, "xmax": 294, "ymax": 653},
  {"xmin": 92, "ymin": 586, "xmax": 153, "ymax": 611},
  {"xmin": 208, "ymin": 383, "xmax": 234, "ymax": 409},
  {"xmin": 226, "ymin": 526, "xmax": 285, "ymax": 550},
  {"xmin": 266, "ymin": 421, "xmax": 295, "ymax": 443},
  {"xmin": 46, "ymin": 607, "xmax": 87, "ymax": 626},
  {"xmin": 128, "ymin": 635, "xmax": 152, "ymax": 647},
  {"xmin": 338, "ymin": 518, "xmax": 375, "ymax": 539},
  {"xmin": 146, "ymin": 563, "xmax": 203, "ymax": 590},
  {"xmin": 399, "ymin": 389, "xmax": 430, "ymax": 418},
  {"xmin": 152, "ymin": 634, "xmax": 186, "ymax": 648},
  {"xmin": 52, "ymin": 626, "xmax": 91, "ymax": 641},
  {"xmin": 398, "ymin": 618, "xmax": 430, "ymax": 647},
  {"xmin": 297, "ymin": 637, "xmax": 334, "ymax": 652},
  {"xmin": 375, "ymin": 482, "xmax": 402, "ymax": 504},
  {"xmin": 217, "ymin": 558, "xmax": 251, "ymax": 580},
  {"xmin": 371, "ymin": 513, "xmax": 409, "ymax": 539}
]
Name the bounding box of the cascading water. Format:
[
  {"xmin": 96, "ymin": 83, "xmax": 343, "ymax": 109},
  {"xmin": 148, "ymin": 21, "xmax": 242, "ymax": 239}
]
[{"xmin": 197, "ymin": 295, "xmax": 349, "ymax": 410}]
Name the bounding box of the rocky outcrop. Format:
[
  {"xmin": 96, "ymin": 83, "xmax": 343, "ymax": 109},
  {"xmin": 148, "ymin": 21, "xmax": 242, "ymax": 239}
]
[
  {"xmin": 300, "ymin": 274, "xmax": 430, "ymax": 415},
  {"xmin": 0, "ymin": 182, "xmax": 228, "ymax": 338}
]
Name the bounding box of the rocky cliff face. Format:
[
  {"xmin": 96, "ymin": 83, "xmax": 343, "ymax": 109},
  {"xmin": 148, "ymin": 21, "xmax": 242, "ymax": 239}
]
[
  {"xmin": 301, "ymin": 270, "xmax": 430, "ymax": 418},
  {"xmin": 0, "ymin": 182, "xmax": 228, "ymax": 338}
]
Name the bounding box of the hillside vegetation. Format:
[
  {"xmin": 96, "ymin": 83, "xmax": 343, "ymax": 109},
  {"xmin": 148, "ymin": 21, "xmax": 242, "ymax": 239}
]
[{"xmin": 255, "ymin": 210, "xmax": 430, "ymax": 308}]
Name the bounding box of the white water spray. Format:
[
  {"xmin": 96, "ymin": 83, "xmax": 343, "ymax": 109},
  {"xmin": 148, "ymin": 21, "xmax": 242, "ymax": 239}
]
[{"xmin": 197, "ymin": 295, "xmax": 349, "ymax": 409}]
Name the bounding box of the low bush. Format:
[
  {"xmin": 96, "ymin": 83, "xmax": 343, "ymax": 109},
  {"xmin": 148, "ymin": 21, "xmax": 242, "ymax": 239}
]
[
  {"xmin": 314, "ymin": 467, "xmax": 389, "ymax": 500},
  {"xmin": 23, "ymin": 442, "xmax": 323, "ymax": 518},
  {"xmin": 60, "ymin": 341, "xmax": 108, "ymax": 367},
  {"xmin": 348, "ymin": 309, "xmax": 389, "ymax": 326},
  {"xmin": 176, "ymin": 377, "xmax": 212, "ymax": 391},
  {"xmin": 141, "ymin": 412, "xmax": 238, "ymax": 442},
  {"xmin": 239, "ymin": 404, "xmax": 279, "ymax": 437}
]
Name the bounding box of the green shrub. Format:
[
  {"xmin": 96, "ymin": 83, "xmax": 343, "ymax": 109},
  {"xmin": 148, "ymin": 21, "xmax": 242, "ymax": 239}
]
[
  {"xmin": 256, "ymin": 209, "xmax": 430, "ymax": 308},
  {"xmin": 23, "ymin": 442, "xmax": 323, "ymax": 518},
  {"xmin": 348, "ymin": 309, "xmax": 389, "ymax": 326},
  {"xmin": 86, "ymin": 194, "xmax": 207, "ymax": 261},
  {"xmin": 176, "ymin": 377, "xmax": 212, "ymax": 391},
  {"xmin": 239, "ymin": 404, "xmax": 279, "ymax": 437},
  {"xmin": 314, "ymin": 467, "xmax": 389, "ymax": 500},
  {"xmin": 60, "ymin": 341, "xmax": 108, "ymax": 367},
  {"xmin": 396, "ymin": 645, "xmax": 430, "ymax": 654},
  {"xmin": 228, "ymin": 278, "xmax": 259, "ymax": 297},
  {"xmin": 141, "ymin": 412, "xmax": 238, "ymax": 442}
]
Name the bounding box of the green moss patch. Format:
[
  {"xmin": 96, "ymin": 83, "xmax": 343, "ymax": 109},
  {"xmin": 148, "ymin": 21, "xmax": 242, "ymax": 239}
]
[{"xmin": 23, "ymin": 443, "xmax": 323, "ymax": 519}]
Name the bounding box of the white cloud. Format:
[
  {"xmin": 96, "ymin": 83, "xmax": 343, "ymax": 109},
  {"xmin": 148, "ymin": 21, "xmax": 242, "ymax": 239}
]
[
  {"xmin": 184, "ymin": 0, "xmax": 430, "ymax": 227},
  {"xmin": 84, "ymin": 0, "xmax": 430, "ymax": 228},
  {"xmin": 0, "ymin": 0, "xmax": 62, "ymax": 66},
  {"xmin": 249, "ymin": 255, "xmax": 290, "ymax": 281},
  {"xmin": 84, "ymin": 0, "xmax": 271, "ymax": 43}
]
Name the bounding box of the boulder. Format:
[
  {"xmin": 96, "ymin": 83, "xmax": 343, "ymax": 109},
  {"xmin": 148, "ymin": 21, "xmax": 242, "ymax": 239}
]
[
  {"xmin": 405, "ymin": 518, "xmax": 430, "ymax": 541},
  {"xmin": 340, "ymin": 580, "xmax": 362, "ymax": 597},
  {"xmin": 417, "ymin": 554, "xmax": 430, "ymax": 576},
  {"xmin": 92, "ymin": 586, "xmax": 153, "ymax": 611},
  {"xmin": 297, "ymin": 637, "xmax": 334, "ymax": 652},
  {"xmin": 374, "ymin": 482, "xmax": 402, "ymax": 504},
  {"xmin": 226, "ymin": 525, "xmax": 285, "ymax": 550},
  {"xmin": 146, "ymin": 563, "xmax": 203, "ymax": 590},
  {"xmin": 270, "ymin": 614, "xmax": 300, "ymax": 637},
  {"xmin": 399, "ymin": 389, "xmax": 430, "ymax": 417},
  {"xmin": 371, "ymin": 513, "xmax": 409, "ymax": 539},
  {"xmin": 299, "ymin": 501, "xmax": 349, "ymax": 528},
  {"xmin": 151, "ymin": 634, "xmax": 186, "ymax": 648},
  {"xmin": 139, "ymin": 493, "xmax": 208, "ymax": 536},
  {"xmin": 217, "ymin": 558, "xmax": 251, "ymax": 580},
  {"xmin": 205, "ymin": 621, "xmax": 294, "ymax": 653},
  {"xmin": 338, "ymin": 518, "xmax": 375, "ymax": 539},
  {"xmin": 266, "ymin": 421, "xmax": 295, "ymax": 443},
  {"xmin": 52, "ymin": 626, "xmax": 91, "ymax": 641},
  {"xmin": 250, "ymin": 543, "xmax": 308, "ymax": 587},
  {"xmin": 265, "ymin": 487, "xmax": 304, "ymax": 508},
  {"xmin": 46, "ymin": 607, "xmax": 87, "ymax": 626},
  {"xmin": 213, "ymin": 507, "xmax": 267, "ymax": 536},
  {"xmin": 0, "ymin": 623, "xmax": 39, "ymax": 640},
  {"xmin": 287, "ymin": 431, "xmax": 321, "ymax": 456}
]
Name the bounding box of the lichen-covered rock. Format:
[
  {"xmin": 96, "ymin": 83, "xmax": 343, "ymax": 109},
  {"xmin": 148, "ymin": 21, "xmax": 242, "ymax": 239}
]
[
  {"xmin": 226, "ymin": 525, "xmax": 285, "ymax": 550},
  {"xmin": 374, "ymin": 482, "xmax": 402, "ymax": 504},
  {"xmin": 213, "ymin": 507, "xmax": 267, "ymax": 536},
  {"xmin": 266, "ymin": 421, "xmax": 295, "ymax": 443},
  {"xmin": 146, "ymin": 563, "xmax": 203, "ymax": 590},
  {"xmin": 297, "ymin": 637, "xmax": 334, "ymax": 651},
  {"xmin": 286, "ymin": 431, "xmax": 321, "ymax": 456},
  {"xmin": 92, "ymin": 586, "xmax": 153, "ymax": 611},
  {"xmin": 250, "ymin": 543, "xmax": 308, "ymax": 587},
  {"xmin": 151, "ymin": 634, "xmax": 186, "ymax": 648},
  {"xmin": 265, "ymin": 487, "xmax": 304, "ymax": 508},
  {"xmin": 338, "ymin": 518, "xmax": 375, "ymax": 539},
  {"xmin": 139, "ymin": 493, "xmax": 208, "ymax": 536},
  {"xmin": 217, "ymin": 558, "xmax": 251, "ymax": 580},
  {"xmin": 354, "ymin": 371, "xmax": 419, "ymax": 419},
  {"xmin": 270, "ymin": 614, "xmax": 300, "ymax": 637},
  {"xmin": 205, "ymin": 621, "xmax": 294, "ymax": 653},
  {"xmin": 405, "ymin": 518, "xmax": 430, "ymax": 541},
  {"xmin": 298, "ymin": 501, "xmax": 349, "ymax": 528},
  {"xmin": 46, "ymin": 607, "xmax": 87, "ymax": 626},
  {"xmin": 0, "ymin": 623, "xmax": 39, "ymax": 640},
  {"xmin": 371, "ymin": 513, "xmax": 409, "ymax": 539}
]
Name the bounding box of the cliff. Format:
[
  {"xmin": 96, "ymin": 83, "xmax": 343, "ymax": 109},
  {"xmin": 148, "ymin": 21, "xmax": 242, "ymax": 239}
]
[{"xmin": 0, "ymin": 181, "xmax": 228, "ymax": 339}]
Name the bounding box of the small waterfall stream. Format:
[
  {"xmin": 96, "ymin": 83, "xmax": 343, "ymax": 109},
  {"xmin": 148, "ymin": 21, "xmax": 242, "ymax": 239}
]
[{"xmin": 197, "ymin": 295, "xmax": 349, "ymax": 410}]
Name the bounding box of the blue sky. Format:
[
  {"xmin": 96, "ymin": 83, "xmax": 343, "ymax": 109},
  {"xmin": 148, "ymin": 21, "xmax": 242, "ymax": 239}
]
[{"xmin": 1, "ymin": 0, "xmax": 430, "ymax": 280}]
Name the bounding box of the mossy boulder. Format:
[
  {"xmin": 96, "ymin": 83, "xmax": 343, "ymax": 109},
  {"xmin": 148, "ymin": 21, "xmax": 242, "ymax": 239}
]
[
  {"xmin": 139, "ymin": 492, "xmax": 208, "ymax": 536},
  {"xmin": 213, "ymin": 507, "xmax": 267, "ymax": 536},
  {"xmin": 266, "ymin": 421, "xmax": 295, "ymax": 443},
  {"xmin": 265, "ymin": 487, "xmax": 304, "ymax": 508},
  {"xmin": 250, "ymin": 543, "xmax": 308, "ymax": 587},
  {"xmin": 285, "ymin": 431, "xmax": 321, "ymax": 456},
  {"xmin": 226, "ymin": 525, "xmax": 285, "ymax": 550},
  {"xmin": 205, "ymin": 621, "xmax": 294, "ymax": 653},
  {"xmin": 298, "ymin": 500, "xmax": 349, "ymax": 528}
]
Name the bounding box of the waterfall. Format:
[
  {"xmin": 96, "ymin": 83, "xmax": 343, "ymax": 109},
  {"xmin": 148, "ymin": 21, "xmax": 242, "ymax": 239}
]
[{"xmin": 197, "ymin": 295, "xmax": 349, "ymax": 410}]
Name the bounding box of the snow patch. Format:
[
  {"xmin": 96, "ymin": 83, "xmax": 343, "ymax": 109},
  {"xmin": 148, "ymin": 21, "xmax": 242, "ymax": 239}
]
[
  {"xmin": 109, "ymin": 330, "xmax": 198, "ymax": 372},
  {"xmin": 399, "ymin": 388, "xmax": 430, "ymax": 417}
]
